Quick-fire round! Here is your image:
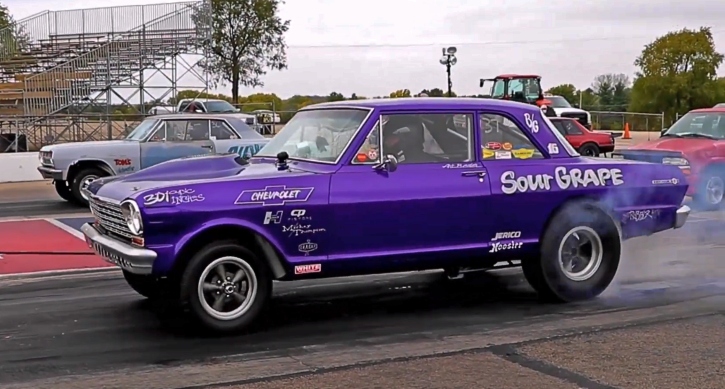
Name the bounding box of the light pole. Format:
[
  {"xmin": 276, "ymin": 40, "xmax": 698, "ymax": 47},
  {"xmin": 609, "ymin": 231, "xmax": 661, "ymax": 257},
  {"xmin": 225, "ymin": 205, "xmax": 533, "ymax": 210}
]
[{"xmin": 439, "ymin": 47, "xmax": 457, "ymax": 97}]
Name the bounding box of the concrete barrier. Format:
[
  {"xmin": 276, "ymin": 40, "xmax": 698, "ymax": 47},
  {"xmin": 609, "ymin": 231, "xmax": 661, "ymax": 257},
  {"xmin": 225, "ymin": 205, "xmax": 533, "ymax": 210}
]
[{"xmin": 0, "ymin": 152, "xmax": 43, "ymax": 183}]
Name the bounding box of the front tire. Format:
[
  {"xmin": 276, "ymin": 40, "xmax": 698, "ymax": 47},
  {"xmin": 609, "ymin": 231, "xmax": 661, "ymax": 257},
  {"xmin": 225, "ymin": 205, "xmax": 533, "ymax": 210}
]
[
  {"xmin": 54, "ymin": 180, "xmax": 73, "ymax": 202},
  {"xmin": 522, "ymin": 202, "xmax": 620, "ymax": 302},
  {"xmin": 180, "ymin": 243, "xmax": 272, "ymax": 334},
  {"xmin": 694, "ymin": 173, "xmax": 725, "ymax": 211},
  {"xmin": 123, "ymin": 270, "xmax": 162, "ymax": 299},
  {"xmin": 70, "ymin": 167, "xmax": 107, "ymax": 206}
]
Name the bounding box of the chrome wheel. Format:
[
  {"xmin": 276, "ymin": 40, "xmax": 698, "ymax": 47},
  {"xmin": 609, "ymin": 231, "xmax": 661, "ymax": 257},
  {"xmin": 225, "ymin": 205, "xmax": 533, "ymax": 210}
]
[
  {"xmin": 80, "ymin": 175, "xmax": 99, "ymax": 201},
  {"xmin": 557, "ymin": 226, "xmax": 603, "ymax": 282},
  {"xmin": 705, "ymin": 176, "xmax": 724, "ymax": 205},
  {"xmin": 197, "ymin": 256, "xmax": 258, "ymax": 321}
]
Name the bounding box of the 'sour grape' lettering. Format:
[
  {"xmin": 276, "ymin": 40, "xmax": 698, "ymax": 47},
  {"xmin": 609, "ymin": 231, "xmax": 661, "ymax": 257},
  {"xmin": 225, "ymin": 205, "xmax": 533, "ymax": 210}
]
[{"xmin": 500, "ymin": 167, "xmax": 624, "ymax": 194}]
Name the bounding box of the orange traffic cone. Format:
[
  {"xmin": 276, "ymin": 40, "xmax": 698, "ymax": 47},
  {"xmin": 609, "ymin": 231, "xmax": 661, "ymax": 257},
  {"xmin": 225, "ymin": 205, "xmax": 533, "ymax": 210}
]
[{"xmin": 623, "ymin": 123, "xmax": 631, "ymax": 140}]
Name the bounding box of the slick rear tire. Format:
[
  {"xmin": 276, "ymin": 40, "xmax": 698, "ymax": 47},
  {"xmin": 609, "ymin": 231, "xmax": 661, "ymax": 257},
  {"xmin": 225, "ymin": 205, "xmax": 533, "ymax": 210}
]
[
  {"xmin": 123, "ymin": 270, "xmax": 163, "ymax": 299},
  {"xmin": 70, "ymin": 167, "xmax": 106, "ymax": 206},
  {"xmin": 180, "ymin": 242, "xmax": 272, "ymax": 334},
  {"xmin": 54, "ymin": 180, "xmax": 74, "ymax": 202},
  {"xmin": 522, "ymin": 201, "xmax": 620, "ymax": 302}
]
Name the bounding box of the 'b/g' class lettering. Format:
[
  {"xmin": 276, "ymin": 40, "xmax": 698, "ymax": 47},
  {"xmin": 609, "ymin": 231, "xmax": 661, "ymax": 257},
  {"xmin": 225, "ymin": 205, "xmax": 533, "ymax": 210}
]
[{"xmin": 500, "ymin": 167, "xmax": 624, "ymax": 194}]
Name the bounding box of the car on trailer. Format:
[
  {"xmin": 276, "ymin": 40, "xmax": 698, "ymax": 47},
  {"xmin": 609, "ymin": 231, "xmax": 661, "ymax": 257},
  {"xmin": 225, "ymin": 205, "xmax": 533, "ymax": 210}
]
[
  {"xmin": 81, "ymin": 98, "xmax": 690, "ymax": 334},
  {"xmin": 37, "ymin": 113, "xmax": 269, "ymax": 206},
  {"xmin": 548, "ymin": 117, "xmax": 617, "ymax": 156},
  {"xmin": 613, "ymin": 107, "xmax": 725, "ymax": 209}
]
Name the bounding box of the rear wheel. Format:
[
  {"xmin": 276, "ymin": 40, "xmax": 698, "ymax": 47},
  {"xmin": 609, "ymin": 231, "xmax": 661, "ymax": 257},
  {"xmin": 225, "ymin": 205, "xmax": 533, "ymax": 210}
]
[
  {"xmin": 69, "ymin": 167, "xmax": 107, "ymax": 206},
  {"xmin": 54, "ymin": 180, "xmax": 73, "ymax": 202},
  {"xmin": 578, "ymin": 143, "xmax": 600, "ymax": 157},
  {"xmin": 522, "ymin": 202, "xmax": 620, "ymax": 302}
]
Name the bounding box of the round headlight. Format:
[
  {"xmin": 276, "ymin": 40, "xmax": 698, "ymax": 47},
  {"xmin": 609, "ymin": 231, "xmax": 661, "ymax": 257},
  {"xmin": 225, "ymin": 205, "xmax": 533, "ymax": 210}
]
[{"xmin": 120, "ymin": 200, "xmax": 143, "ymax": 235}]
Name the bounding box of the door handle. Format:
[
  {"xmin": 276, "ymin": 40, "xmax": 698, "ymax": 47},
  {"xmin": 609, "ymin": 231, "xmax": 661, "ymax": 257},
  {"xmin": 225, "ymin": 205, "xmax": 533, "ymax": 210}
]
[
  {"xmin": 461, "ymin": 170, "xmax": 487, "ymax": 178},
  {"xmin": 201, "ymin": 145, "xmax": 213, "ymax": 149}
]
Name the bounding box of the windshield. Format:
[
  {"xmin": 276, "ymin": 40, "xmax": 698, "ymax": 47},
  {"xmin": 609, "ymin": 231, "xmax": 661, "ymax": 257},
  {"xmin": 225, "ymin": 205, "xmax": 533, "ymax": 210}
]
[
  {"xmin": 206, "ymin": 100, "xmax": 239, "ymax": 113},
  {"xmin": 491, "ymin": 78, "xmax": 540, "ymax": 101},
  {"xmin": 662, "ymin": 112, "xmax": 725, "ymax": 140},
  {"xmin": 257, "ymin": 108, "xmax": 370, "ymax": 163},
  {"xmin": 125, "ymin": 119, "xmax": 159, "ymax": 140},
  {"xmin": 546, "ymin": 96, "xmax": 572, "ymax": 108}
]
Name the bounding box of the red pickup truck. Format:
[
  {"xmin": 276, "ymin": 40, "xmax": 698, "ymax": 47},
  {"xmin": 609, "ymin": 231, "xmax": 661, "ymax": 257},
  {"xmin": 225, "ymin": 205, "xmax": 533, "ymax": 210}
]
[
  {"xmin": 612, "ymin": 107, "xmax": 725, "ymax": 209},
  {"xmin": 548, "ymin": 117, "xmax": 616, "ymax": 157}
]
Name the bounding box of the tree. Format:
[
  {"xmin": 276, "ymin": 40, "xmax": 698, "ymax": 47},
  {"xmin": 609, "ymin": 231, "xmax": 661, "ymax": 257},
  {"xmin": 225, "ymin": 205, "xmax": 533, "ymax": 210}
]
[
  {"xmin": 592, "ymin": 73, "xmax": 630, "ymax": 111},
  {"xmin": 192, "ymin": 0, "xmax": 290, "ymax": 102},
  {"xmin": 546, "ymin": 84, "xmax": 577, "ymax": 104},
  {"xmin": 630, "ymin": 27, "xmax": 724, "ymax": 120},
  {"xmin": 0, "ymin": 4, "xmax": 29, "ymax": 59},
  {"xmin": 327, "ymin": 92, "xmax": 345, "ymax": 101},
  {"xmin": 389, "ymin": 89, "xmax": 411, "ymax": 98}
]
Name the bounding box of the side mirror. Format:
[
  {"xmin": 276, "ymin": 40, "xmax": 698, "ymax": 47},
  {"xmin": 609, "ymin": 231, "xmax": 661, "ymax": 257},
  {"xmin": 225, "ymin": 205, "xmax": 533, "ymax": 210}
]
[
  {"xmin": 660, "ymin": 128, "xmax": 668, "ymax": 137},
  {"xmin": 572, "ymin": 103, "xmax": 580, "ymax": 109},
  {"xmin": 373, "ymin": 154, "xmax": 398, "ymax": 172}
]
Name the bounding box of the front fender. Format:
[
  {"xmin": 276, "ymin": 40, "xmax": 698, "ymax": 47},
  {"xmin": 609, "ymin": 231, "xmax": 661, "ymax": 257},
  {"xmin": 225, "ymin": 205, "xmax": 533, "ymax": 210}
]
[{"xmin": 172, "ymin": 217, "xmax": 288, "ymax": 277}]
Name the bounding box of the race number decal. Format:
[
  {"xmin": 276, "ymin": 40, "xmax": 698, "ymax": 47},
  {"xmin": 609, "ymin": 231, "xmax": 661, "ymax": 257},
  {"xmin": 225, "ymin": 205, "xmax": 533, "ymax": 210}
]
[{"xmin": 524, "ymin": 113, "xmax": 539, "ymax": 133}]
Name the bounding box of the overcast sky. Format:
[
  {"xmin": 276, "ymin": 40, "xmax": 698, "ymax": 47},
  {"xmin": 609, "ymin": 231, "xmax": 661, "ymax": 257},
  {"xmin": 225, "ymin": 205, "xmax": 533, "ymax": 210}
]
[{"xmin": 5, "ymin": 0, "xmax": 725, "ymax": 99}]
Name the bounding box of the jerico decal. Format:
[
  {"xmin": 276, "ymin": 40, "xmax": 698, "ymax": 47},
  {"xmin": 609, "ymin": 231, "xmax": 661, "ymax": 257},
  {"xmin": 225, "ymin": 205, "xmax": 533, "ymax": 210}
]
[
  {"xmin": 144, "ymin": 188, "xmax": 204, "ymax": 206},
  {"xmin": 524, "ymin": 113, "xmax": 539, "ymax": 133},
  {"xmin": 500, "ymin": 167, "xmax": 624, "ymax": 194},
  {"xmin": 235, "ymin": 185, "xmax": 314, "ymax": 206},
  {"xmin": 492, "ymin": 231, "xmax": 521, "ymax": 241}
]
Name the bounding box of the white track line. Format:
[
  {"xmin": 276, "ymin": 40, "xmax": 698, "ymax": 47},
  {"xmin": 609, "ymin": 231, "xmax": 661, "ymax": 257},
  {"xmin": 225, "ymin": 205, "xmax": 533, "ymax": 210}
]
[
  {"xmin": 0, "ymin": 212, "xmax": 91, "ymax": 223},
  {"xmin": 45, "ymin": 217, "xmax": 86, "ymax": 241},
  {"xmin": 0, "ymin": 267, "xmax": 118, "ymax": 281}
]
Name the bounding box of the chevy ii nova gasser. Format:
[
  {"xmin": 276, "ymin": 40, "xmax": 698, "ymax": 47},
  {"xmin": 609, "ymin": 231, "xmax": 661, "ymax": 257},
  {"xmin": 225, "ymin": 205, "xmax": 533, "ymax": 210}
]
[
  {"xmin": 37, "ymin": 113, "xmax": 269, "ymax": 206},
  {"xmin": 81, "ymin": 98, "xmax": 690, "ymax": 333}
]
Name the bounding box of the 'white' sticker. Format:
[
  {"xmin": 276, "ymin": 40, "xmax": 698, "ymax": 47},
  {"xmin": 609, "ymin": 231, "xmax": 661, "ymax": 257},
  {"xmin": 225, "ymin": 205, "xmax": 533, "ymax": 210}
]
[
  {"xmin": 500, "ymin": 167, "xmax": 624, "ymax": 194},
  {"xmin": 524, "ymin": 113, "xmax": 539, "ymax": 133}
]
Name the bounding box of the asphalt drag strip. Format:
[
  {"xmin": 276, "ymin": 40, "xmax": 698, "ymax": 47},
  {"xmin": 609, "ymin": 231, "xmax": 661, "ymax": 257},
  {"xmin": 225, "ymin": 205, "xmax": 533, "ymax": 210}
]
[{"xmin": 0, "ymin": 214, "xmax": 724, "ymax": 388}]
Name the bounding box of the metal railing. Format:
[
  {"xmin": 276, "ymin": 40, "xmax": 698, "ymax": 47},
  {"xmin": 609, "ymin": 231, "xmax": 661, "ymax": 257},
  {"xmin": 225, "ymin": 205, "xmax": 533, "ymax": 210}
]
[{"xmin": 589, "ymin": 111, "xmax": 665, "ymax": 132}]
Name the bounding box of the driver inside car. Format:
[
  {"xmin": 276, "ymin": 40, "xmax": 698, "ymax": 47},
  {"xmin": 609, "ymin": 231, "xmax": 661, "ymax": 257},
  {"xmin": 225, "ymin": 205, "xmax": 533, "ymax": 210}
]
[{"xmin": 382, "ymin": 115, "xmax": 434, "ymax": 163}]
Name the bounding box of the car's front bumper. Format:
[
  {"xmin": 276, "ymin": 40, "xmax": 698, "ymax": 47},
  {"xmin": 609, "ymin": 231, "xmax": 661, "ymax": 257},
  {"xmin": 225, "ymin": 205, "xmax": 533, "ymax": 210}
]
[
  {"xmin": 674, "ymin": 205, "xmax": 690, "ymax": 229},
  {"xmin": 81, "ymin": 223, "xmax": 156, "ymax": 275},
  {"xmin": 37, "ymin": 165, "xmax": 63, "ymax": 180}
]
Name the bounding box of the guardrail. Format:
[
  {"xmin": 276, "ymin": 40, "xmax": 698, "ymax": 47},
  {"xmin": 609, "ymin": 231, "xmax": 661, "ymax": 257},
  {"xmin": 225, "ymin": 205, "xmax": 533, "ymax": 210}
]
[{"xmin": 0, "ymin": 152, "xmax": 42, "ymax": 183}]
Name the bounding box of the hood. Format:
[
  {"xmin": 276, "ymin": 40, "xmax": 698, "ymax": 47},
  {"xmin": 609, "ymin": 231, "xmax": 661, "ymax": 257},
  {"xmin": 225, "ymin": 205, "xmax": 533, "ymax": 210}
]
[
  {"xmin": 42, "ymin": 140, "xmax": 136, "ymax": 153},
  {"xmin": 625, "ymin": 137, "xmax": 717, "ymax": 155},
  {"xmin": 90, "ymin": 154, "xmax": 318, "ymax": 202}
]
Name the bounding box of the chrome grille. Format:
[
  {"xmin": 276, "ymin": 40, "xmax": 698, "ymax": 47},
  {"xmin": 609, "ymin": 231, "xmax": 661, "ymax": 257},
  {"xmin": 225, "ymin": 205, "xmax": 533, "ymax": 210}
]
[{"xmin": 89, "ymin": 197, "xmax": 134, "ymax": 241}]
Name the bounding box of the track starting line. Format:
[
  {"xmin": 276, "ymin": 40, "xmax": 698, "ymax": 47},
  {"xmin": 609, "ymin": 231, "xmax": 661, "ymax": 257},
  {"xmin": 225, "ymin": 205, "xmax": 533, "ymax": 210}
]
[{"xmin": 0, "ymin": 217, "xmax": 113, "ymax": 275}]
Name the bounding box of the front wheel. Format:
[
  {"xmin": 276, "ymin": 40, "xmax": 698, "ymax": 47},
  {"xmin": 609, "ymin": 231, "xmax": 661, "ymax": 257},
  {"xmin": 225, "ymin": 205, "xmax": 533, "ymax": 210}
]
[
  {"xmin": 70, "ymin": 167, "xmax": 107, "ymax": 206},
  {"xmin": 694, "ymin": 173, "xmax": 725, "ymax": 211},
  {"xmin": 54, "ymin": 180, "xmax": 73, "ymax": 202},
  {"xmin": 180, "ymin": 243, "xmax": 272, "ymax": 334},
  {"xmin": 522, "ymin": 202, "xmax": 620, "ymax": 302}
]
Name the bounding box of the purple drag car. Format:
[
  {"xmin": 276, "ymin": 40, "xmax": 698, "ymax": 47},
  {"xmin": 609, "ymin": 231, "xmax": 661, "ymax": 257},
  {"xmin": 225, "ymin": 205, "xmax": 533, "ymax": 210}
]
[{"xmin": 81, "ymin": 98, "xmax": 690, "ymax": 333}]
